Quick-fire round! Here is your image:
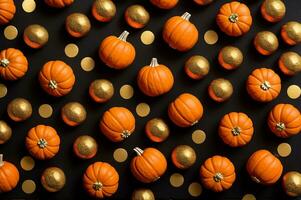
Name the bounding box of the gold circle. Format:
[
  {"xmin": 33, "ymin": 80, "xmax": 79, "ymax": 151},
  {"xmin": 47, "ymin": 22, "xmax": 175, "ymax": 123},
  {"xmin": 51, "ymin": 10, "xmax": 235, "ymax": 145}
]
[
  {"xmin": 204, "ymin": 30, "xmax": 218, "ymax": 45},
  {"xmin": 113, "ymin": 148, "xmax": 128, "ymax": 163},
  {"xmin": 140, "ymin": 30, "xmax": 155, "ymax": 45},
  {"xmin": 22, "ymin": 0, "xmax": 36, "ymax": 13},
  {"xmin": 242, "ymin": 194, "xmax": 256, "ymax": 200},
  {"xmin": 287, "ymin": 85, "xmax": 301, "ymax": 99},
  {"xmin": 170, "ymin": 173, "xmax": 184, "ymax": 187},
  {"xmin": 192, "ymin": 130, "xmax": 206, "ymax": 144},
  {"xmin": 64, "ymin": 43, "xmax": 79, "ymax": 58},
  {"xmin": 0, "ymin": 84, "xmax": 7, "ymax": 98},
  {"xmin": 81, "ymin": 57, "xmax": 95, "ymax": 72},
  {"xmin": 38, "ymin": 104, "xmax": 53, "ymax": 118},
  {"xmin": 188, "ymin": 182, "xmax": 202, "ymax": 197},
  {"xmin": 277, "ymin": 143, "xmax": 292, "ymax": 157},
  {"xmin": 20, "ymin": 156, "xmax": 35, "ymax": 171},
  {"xmin": 136, "ymin": 103, "xmax": 150, "ymax": 117},
  {"xmin": 22, "ymin": 179, "xmax": 36, "ymax": 194},
  {"xmin": 4, "ymin": 25, "xmax": 18, "ymax": 40},
  {"xmin": 120, "ymin": 84, "xmax": 134, "ymax": 99}
]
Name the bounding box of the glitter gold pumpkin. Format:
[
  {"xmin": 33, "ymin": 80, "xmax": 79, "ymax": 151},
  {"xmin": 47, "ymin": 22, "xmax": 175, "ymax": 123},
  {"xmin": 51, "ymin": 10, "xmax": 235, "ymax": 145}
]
[
  {"xmin": 254, "ymin": 31, "xmax": 279, "ymax": 55},
  {"xmin": 218, "ymin": 46, "xmax": 243, "ymax": 70},
  {"xmin": 0, "ymin": 121, "xmax": 11, "ymax": 144},
  {"xmin": 23, "ymin": 24, "xmax": 49, "ymax": 49},
  {"xmin": 278, "ymin": 51, "xmax": 301, "ymax": 76},
  {"xmin": 92, "ymin": 0, "xmax": 116, "ymax": 22},
  {"xmin": 41, "ymin": 167, "xmax": 66, "ymax": 192},
  {"xmin": 282, "ymin": 171, "xmax": 301, "ymax": 197},
  {"xmin": 132, "ymin": 188, "xmax": 155, "ymax": 200},
  {"xmin": 171, "ymin": 145, "xmax": 196, "ymax": 169},
  {"xmin": 208, "ymin": 78, "xmax": 233, "ymax": 102},
  {"xmin": 73, "ymin": 135, "xmax": 98, "ymax": 159},
  {"xmin": 7, "ymin": 98, "xmax": 32, "ymax": 122},
  {"xmin": 65, "ymin": 13, "xmax": 91, "ymax": 38},
  {"xmin": 89, "ymin": 79, "xmax": 114, "ymax": 103},
  {"xmin": 145, "ymin": 118, "xmax": 169, "ymax": 143},
  {"xmin": 125, "ymin": 5, "xmax": 150, "ymax": 29},
  {"xmin": 61, "ymin": 102, "xmax": 87, "ymax": 126},
  {"xmin": 261, "ymin": 0, "xmax": 286, "ymax": 23},
  {"xmin": 281, "ymin": 21, "xmax": 301, "ymax": 46},
  {"xmin": 184, "ymin": 55, "xmax": 210, "ymax": 80}
]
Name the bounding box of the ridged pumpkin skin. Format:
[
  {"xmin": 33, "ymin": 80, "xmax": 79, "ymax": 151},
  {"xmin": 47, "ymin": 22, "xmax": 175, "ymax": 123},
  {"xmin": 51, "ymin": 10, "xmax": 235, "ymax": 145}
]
[
  {"xmin": 162, "ymin": 12, "xmax": 198, "ymax": 52},
  {"xmin": 246, "ymin": 149, "xmax": 283, "ymax": 185},
  {"xmin": 39, "ymin": 60, "xmax": 75, "ymax": 97},
  {"xmin": 200, "ymin": 155, "xmax": 236, "ymax": 192},
  {"xmin": 194, "ymin": 0, "xmax": 214, "ymax": 5},
  {"xmin": 219, "ymin": 112, "xmax": 254, "ymax": 147},
  {"xmin": 44, "ymin": 0, "xmax": 74, "ymax": 8},
  {"xmin": 0, "ymin": 158, "xmax": 19, "ymax": 193},
  {"xmin": 0, "ymin": 48, "xmax": 28, "ymax": 81},
  {"xmin": 246, "ymin": 68, "xmax": 281, "ymax": 102},
  {"xmin": 216, "ymin": 1, "xmax": 252, "ymax": 37},
  {"xmin": 137, "ymin": 58, "xmax": 174, "ymax": 97},
  {"xmin": 25, "ymin": 125, "xmax": 60, "ymax": 160},
  {"xmin": 83, "ymin": 162, "xmax": 119, "ymax": 199},
  {"xmin": 131, "ymin": 147, "xmax": 167, "ymax": 183},
  {"xmin": 268, "ymin": 104, "xmax": 301, "ymax": 138},
  {"xmin": 99, "ymin": 107, "xmax": 135, "ymax": 142},
  {"xmin": 168, "ymin": 93, "xmax": 203, "ymax": 127},
  {"xmin": 0, "ymin": 0, "xmax": 16, "ymax": 25},
  {"xmin": 150, "ymin": 0, "xmax": 178, "ymax": 9}
]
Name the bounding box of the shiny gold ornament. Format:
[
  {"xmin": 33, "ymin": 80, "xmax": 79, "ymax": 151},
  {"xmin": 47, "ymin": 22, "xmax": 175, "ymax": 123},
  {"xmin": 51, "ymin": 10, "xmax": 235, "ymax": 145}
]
[
  {"xmin": 185, "ymin": 55, "xmax": 210, "ymax": 80},
  {"xmin": 208, "ymin": 78, "xmax": 233, "ymax": 102},
  {"xmin": 23, "ymin": 24, "xmax": 49, "ymax": 48},
  {"xmin": 65, "ymin": 13, "xmax": 91, "ymax": 38},
  {"xmin": 282, "ymin": 171, "xmax": 301, "ymax": 197},
  {"xmin": 125, "ymin": 5, "xmax": 150, "ymax": 29},
  {"xmin": 254, "ymin": 31, "xmax": 279, "ymax": 55},
  {"xmin": 73, "ymin": 135, "xmax": 98, "ymax": 159},
  {"xmin": 261, "ymin": 0, "xmax": 286, "ymax": 23},
  {"xmin": 92, "ymin": 0, "xmax": 116, "ymax": 22},
  {"xmin": 0, "ymin": 120, "xmax": 12, "ymax": 144},
  {"xmin": 89, "ymin": 79, "xmax": 114, "ymax": 103},
  {"xmin": 145, "ymin": 118, "xmax": 169, "ymax": 143},
  {"xmin": 279, "ymin": 51, "xmax": 301, "ymax": 75},
  {"xmin": 218, "ymin": 46, "xmax": 243, "ymax": 70},
  {"xmin": 41, "ymin": 167, "xmax": 66, "ymax": 192},
  {"xmin": 61, "ymin": 102, "xmax": 87, "ymax": 126},
  {"xmin": 171, "ymin": 145, "xmax": 196, "ymax": 169},
  {"xmin": 131, "ymin": 188, "xmax": 155, "ymax": 200},
  {"xmin": 281, "ymin": 21, "xmax": 301, "ymax": 45},
  {"xmin": 7, "ymin": 98, "xmax": 32, "ymax": 122}
]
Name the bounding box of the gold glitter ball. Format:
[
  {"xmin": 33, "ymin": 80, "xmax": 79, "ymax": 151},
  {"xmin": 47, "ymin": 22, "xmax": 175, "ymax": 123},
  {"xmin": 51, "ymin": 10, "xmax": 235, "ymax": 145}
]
[
  {"xmin": 64, "ymin": 43, "xmax": 79, "ymax": 58},
  {"xmin": 141, "ymin": 30, "xmax": 155, "ymax": 45},
  {"xmin": 170, "ymin": 173, "xmax": 184, "ymax": 187},
  {"xmin": 38, "ymin": 104, "xmax": 53, "ymax": 118},
  {"xmin": 20, "ymin": 156, "xmax": 35, "ymax": 171},
  {"xmin": 4, "ymin": 25, "xmax": 18, "ymax": 40},
  {"xmin": 277, "ymin": 143, "xmax": 292, "ymax": 157},
  {"xmin": 81, "ymin": 57, "xmax": 95, "ymax": 71},
  {"xmin": 22, "ymin": 179, "xmax": 36, "ymax": 194},
  {"xmin": 192, "ymin": 129, "xmax": 206, "ymax": 144},
  {"xmin": 0, "ymin": 84, "xmax": 7, "ymax": 98},
  {"xmin": 113, "ymin": 148, "xmax": 128, "ymax": 163},
  {"xmin": 242, "ymin": 194, "xmax": 256, "ymax": 200},
  {"xmin": 22, "ymin": 0, "xmax": 36, "ymax": 13},
  {"xmin": 136, "ymin": 103, "xmax": 150, "ymax": 117},
  {"xmin": 120, "ymin": 84, "xmax": 134, "ymax": 99},
  {"xmin": 188, "ymin": 182, "xmax": 202, "ymax": 197},
  {"xmin": 287, "ymin": 85, "xmax": 301, "ymax": 99},
  {"xmin": 204, "ymin": 30, "xmax": 218, "ymax": 45}
]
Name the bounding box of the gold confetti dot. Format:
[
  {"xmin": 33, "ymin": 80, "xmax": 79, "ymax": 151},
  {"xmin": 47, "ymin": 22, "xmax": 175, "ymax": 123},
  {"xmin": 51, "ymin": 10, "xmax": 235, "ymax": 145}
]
[
  {"xmin": 170, "ymin": 173, "xmax": 184, "ymax": 187},
  {"xmin": 38, "ymin": 104, "xmax": 53, "ymax": 118},
  {"xmin": 136, "ymin": 103, "xmax": 150, "ymax": 117},
  {"xmin": 20, "ymin": 156, "xmax": 35, "ymax": 171},
  {"xmin": 120, "ymin": 84, "xmax": 134, "ymax": 99},
  {"xmin": 81, "ymin": 57, "xmax": 95, "ymax": 72},
  {"xmin": 64, "ymin": 43, "xmax": 79, "ymax": 58},
  {"xmin": 277, "ymin": 143, "xmax": 292, "ymax": 157},
  {"xmin": 113, "ymin": 148, "xmax": 128, "ymax": 163},
  {"xmin": 188, "ymin": 182, "xmax": 202, "ymax": 197},
  {"xmin": 287, "ymin": 85, "xmax": 301, "ymax": 99},
  {"xmin": 140, "ymin": 30, "xmax": 155, "ymax": 45},
  {"xmin": 4, "ymin": 25, "xmax": 18, "ymax": 40},
  {"xmin": 242, "ymin": 194, "xmax": 256, "ymax": 200},
  {"xmin": 22, "ymin": 0, "xmax": 36, "ymax": 13},
  {"xmin": 204, "ymin": 30, "xmax": 218, "ymax": 45},
  {"xmin": 0, "ymin": 84, "xmax": 7, "ymax": 98},
  {"xmin": 22, "ymin": 179, "xmax": 36, "ymax": 194},
  {"xmin": 192, "ymin": 130, "xmax": 206, "ymax": 144}
]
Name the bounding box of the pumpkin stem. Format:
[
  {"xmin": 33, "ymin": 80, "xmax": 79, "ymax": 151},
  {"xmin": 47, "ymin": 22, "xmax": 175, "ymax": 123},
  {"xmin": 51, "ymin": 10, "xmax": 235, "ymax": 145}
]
[
  {"xmin": 133, "ymin": 147, "xmax": 144, "ymax": 156},
  {"xmin": 118, "ymin": 31, "xmax": 129, "ymax": 41},
  {"xmin": 121, "ymin": 130, "xmax": 131, "ymax": 139},
  {"xmin": 231, "ymin": 127, "xmax": 241, "ymax": 136},
  {"xmin": 228, "ymin": 13, "xmax": 239, "ymax": 23},
  {"xmin": 92, "ymin": 181, "xmax": 103, "ymax": 191},
  {"xmin": 0, "ymin": 154, "xmax": 3, "ymax": 167},
  {"xmin": 213, "ymin": 172, "xmax": 224, "ymax": 182},
  {"xmin": 260, "ymin": 81, "xmax": 271, "ymax": 91},
  {"xmin": 181, "ymin": 12, "xmax": 191, "ymax": 21},
  {"xmin": 37, "ymin": 138, "xmax": 48, "ymax": 149},
  {"xmin": 150, "ymin": 58, "xmax": 159, "ymax": 67},
  {"xmin": 0, "ymin": 58, "xmax": 10, "ymax": 67},
  {"xmin": 191, "ymin": 120, "xmax": 198, "ymax": 126},
  {"xmin": 48, "ymin": 80, "xmax": 58, "ymax": 90},
  {"xmin": 251, "ymin": 176, "xmax": 261, "ymax": 183},
  {"xmin": 276, "ymin": 122, "xmax": 285, "ymax": 131}
]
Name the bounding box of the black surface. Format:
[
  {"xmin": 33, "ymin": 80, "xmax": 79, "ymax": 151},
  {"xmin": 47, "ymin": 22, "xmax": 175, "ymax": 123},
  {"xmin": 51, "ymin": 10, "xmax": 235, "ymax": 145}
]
[{"xmin": 0, "ymin": 0, "xmax": 301, "ymax": 200}]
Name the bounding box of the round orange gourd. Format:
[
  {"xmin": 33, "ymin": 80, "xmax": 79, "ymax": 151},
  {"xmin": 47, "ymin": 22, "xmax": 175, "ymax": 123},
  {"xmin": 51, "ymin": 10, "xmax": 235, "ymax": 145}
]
[
  {"xmin": 25, "ymin": 125, "xmax": 60, "ymax": 160},
  {"xmin": 0, "ymin": 154, "xmax": 19, "ymax": 193},
  {"xmin": 44, "ymin": 0, "xmax": 74, "ymax": 8},
  {"xmin": 268, "ymin": 104, "xmax": 301, "ymax": 138},
  {"xmin": 168, "ymin": 93, "xmax": 203, "ymax": 127},
  {"xmin": 216, "ymin": 1, "xmax": 252, "ymax": 37},
  {"xmin": 99, "ymin": 31, "xmax": 136, "ymax": 69},
  {"xmin": 194, "ymin": 0, "xmax": 214, "ymax": 5},
  {"xmin": 162, "ymin": 12, "xmax": 198, "ymax": 52},
  {"xmin": 219, "ymin": 112, "xmax": 254, "ymax": 147},
  {"xmin": 99, "ymin": 107, "xmax": 135, "ymax": 142},
  {"xmin": 39, "ymin": 60, "xmax": 75, "ymax": 97},
  {"xmin": 0, "ymin": 48, "xmax": 28, "ymax": 81},
  {"xmin": 246, "ymin": 68, "xmax": 281, "ymax": 102},
  {"xmin": 0, "ymin": 0, "xmax": 16, "ymax": 25},
  {"xmin": 200, "ymin": 155, "xmax": 236, "ymax": 192},
  {"xmin": 150, "ymin": 0, "xmax": 178, "ymax": 9},
  {"xmin": 130, "ymin": 147, "xmax": 167, "ymax": 183},
  {"xmin": 246, "ymin": 149, "xmax": 283, "ymax": 185},
  {"xmin": 83, "ymin": 162, "xmax": 119, "ymax": 199},
  {"xmin": 137, "ymin": 58, "xmax": 174, "ymax": 97}
]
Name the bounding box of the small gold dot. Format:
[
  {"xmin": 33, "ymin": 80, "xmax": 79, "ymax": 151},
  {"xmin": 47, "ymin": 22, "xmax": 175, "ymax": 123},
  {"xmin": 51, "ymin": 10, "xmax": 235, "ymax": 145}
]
[
  {"xmin": 188, "ymin": 182, "xmax": 202, "ymax": 197},
  {"xmin": 22, "ymin": 0, "xmax": 36, "ymax": 13},
  {"xmin": 20, "ymin": 156, "xmax": 35, "ymax": 171},
  {"xmin": 242, "ymin": 194, "xmax": 256, "ymax": 200},
  {"xmin": 277, "ymin": 143, "xmax": 292, "ymax": 157},
  {"xmin": 170, "ymin": 173, "xmax": 184, "ymax": 187},
  {"xmin": 113, "ymin": 148, "xmax": 128, "ymax": 163},
  {"xmin": 22, "ymin": 179, "xmax": 36, "ymax": 194},
  {"xmin": 120, "ymin": 84, "xmax": 134, "ymax": 99},
  {"xmin": 4, "ymin": 25, "xmax": 18, "ymax": 40},
  {"xmin": 287, "ymin": 85, "xmax": 301, "ymax": 99},
  {"xmin": 38, "ymin": 104, "xmax": 53, "ymax": 118},
  {"xmin": 0, "ymin": 84, "xmax": 7, "ymax": 98},
  {"xmin": 81, "ymin": 57, "xmax": 95, "ymax": 72},
  {"xmin": 64, "ymin": 43, "xmax": 79, "ymax": 58},
  {"xmin": 204, "ymin": 30, "xmax": 218, "ymax": 45},
  {"xmin": 140, "ymin": 30, "xmax": 155, "ymax": 45},
  {"xmin": 192, "ymin": 130, "xmax": 206, "ymax": 144},
  {"xmin": 136, "ymin": 103, "xmax": 150, "ymax": 117}
]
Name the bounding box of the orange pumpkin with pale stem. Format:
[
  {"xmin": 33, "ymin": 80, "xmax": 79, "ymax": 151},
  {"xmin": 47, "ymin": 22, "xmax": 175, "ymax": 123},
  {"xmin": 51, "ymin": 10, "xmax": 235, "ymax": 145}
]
[
  {"xmin": 99, "ymin": 31, "xmax": 136, "ymax": 70},
  {"xmin": 150, "ymin": 0, "xmax": 178, "ymax": 9},
  {"xmin": 0, "ymin": 48, "xmax": 28, "ymax": 81},
  {"xmin": 194, "ymin": 0, "xmax": 214, "ymax": 5},
  {"xmin": 44, "ymin": 0, "xmax": 74, "ymax": 8},
  {"xmin": 99, "ymin": 107, "xmax": 135, "ymax": 142},
  {"xmin": 25, "ymin": 125, "xmax": 60, "ymax": 160},
  {"xmin": 0, "ymin": 154, "xmax": 19, "ymax": 193},
  {"xmin": 168, "ymin": 93, "xmax": 203, "ymax": 127},
  {"xmin": 216, "ymin": 1, "xmax": 252, "ymax": 37},
  {"xmin": 83, "ymin": 162, "xmax": 119, "ymax": 199},
  {"xmin": 200, "ymin": 155, "xmax": 236, "ymax": 192},
  {"xmin": 246, "ymin": 149, "xmax": 283, "ymax": 185},
  {"xmin": 246, "ymin": 68, "xmax": 281, "ymax": 102},
  {"xmin": 268, "ymin": 104, "xmax": 301, "ymax": 138},
  {"xmin": 0, "ymin": 0, "xmax": 16, "ymax": 25},
  {"xmin": 219, "ymin": 112, "xmax": 254, "ymax": 147},
  {"xmin": 162, "ymin": 12, "xmax": 198, "ymax": 52},
  {"xmin": 39, "ymin": 60, "xmax": 75, "ymax": 97},
  {"xmin": 131, "ymin": 147, "xmax": 167, "ymax": 183},
  {"xmin": 137, "ymin": 58, "xmax": 174, "ymax": 97}
]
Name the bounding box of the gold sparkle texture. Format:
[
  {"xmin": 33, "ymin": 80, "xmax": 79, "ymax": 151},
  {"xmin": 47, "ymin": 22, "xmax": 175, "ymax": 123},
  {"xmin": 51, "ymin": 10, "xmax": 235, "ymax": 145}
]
[
  {"xmin": 4, "ymin": 25, "xmax": 18, "ymax": 40},
  {"xmin": 204, "ymin": 30, "xmax": 218, "ymax": 45},
  {"xmin": 141, "ymin": 31, "xmax": 155, "ymax": 45},
  {"xmin": 120, "ymin": 84, "xmax": 134, "ymax": 99},
  {"xmin": 136, "ymin": 103, "xmax": 150, "ymax": 117},
  {"xmin": 22, "ymin": 179, "xmax": 36, "ymax": 194},
  {"xmin": 20, "ymin": 156, "xmax": 35, "ymax": 171},
  {"xmin": 170, "ymin": 173, "xmax": 184, "ymax": 187},
  {"xmin": 113, "ymin": 148, "xmax": 128, "ymax": 163},
  {"xmin": 64, "ymin": 43, "xmax": 79, "ymax": 58}
]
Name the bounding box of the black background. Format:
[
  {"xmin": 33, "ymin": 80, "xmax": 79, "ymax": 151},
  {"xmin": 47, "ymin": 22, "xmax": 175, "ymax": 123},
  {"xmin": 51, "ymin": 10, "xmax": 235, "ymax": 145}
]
[{"xmin": 0, "ymin": 0, "xmax": 301, "ymax": 199}]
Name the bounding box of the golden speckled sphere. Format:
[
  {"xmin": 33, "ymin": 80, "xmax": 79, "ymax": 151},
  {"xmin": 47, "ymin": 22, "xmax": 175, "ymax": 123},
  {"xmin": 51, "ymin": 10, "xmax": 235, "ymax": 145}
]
[
  {"xmin": 0, "ymin": 121, "xmax": 12, "ymax": 144},
  {"xmin": 218, "ymin": 46, "xmax": 243, "ymax": 70},
  {"xmin": 89, "ymin": 79, "xmax": 114, "ymax": 103},
  {"xmin": 7, "ymin": 98, "xmax": 32, "ymax": 122},
  {"xmin": 125, "ymin": 5, "xmax": 150, "ymax": 29},
  {"xmin": 73, "ymin": 135, "xmax": 98, "ymax": 159},
  {"xmin": 92, "ymin": 0, "xmax": 116, "ymax": 22},
  {"xmin": 185, "ymin": 55, "xmax": 210, "ymax": 80},
  {"xmin": 254, "ymin": 31, "xmax": 279, "ymax": 55},
  {"xmin": 281, "ymin": 21, "xmax": 301, "ymax": 45},
  {"xmin": 145, "ymin": 118, "xmax": 169, "ymax": 143},
  {"xmin": 171, "ymin": 145, "xmax": 196, "ymax": 169},
  {"xmin": 132, "ymin": 188, "xmax": 155, "ymax": 200},
  {"xmin": 23, "ymin": 24, "xmax": 49, "ymax": 49},
  {"xmin": 65, "ymin": 13, "xmax": 91, "ymax": 38},
  {"xmin": 261, "ymin": 0, "xmax": 286, "ymax": 23},
  {"xmin": 279, "ymin": 51, "xmax": 301, "ymax": 76},
  {"xmin": 282, "ymin": 171, "xmax": 301, "ymax": 197},
  {"xmin": 61, "ymin": 102, "xmax": 87, "ymax": 126},
  {"xmin": 41, "ymin": 167, "xmax": 66, "ymax": 192},
  {"xmin": 208, "ymin": 78, "xmax": 233, "ymax": 102}
]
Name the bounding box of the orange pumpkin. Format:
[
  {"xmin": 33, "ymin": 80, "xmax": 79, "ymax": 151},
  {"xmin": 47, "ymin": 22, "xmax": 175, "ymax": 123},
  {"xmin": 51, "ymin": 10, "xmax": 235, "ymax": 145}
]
[
  {"xmin": 44, "ymin": 0, "xmax": 74, "ymax": 8},
  {"xmin": 150, "ymin": 0, "xmax": 178, "ymax": 9},
  {"xmin": 0, "ymin": 154, "xmax": 19, "ymax": 193},
  {"xmin": 268, "ymin": 104, "xmax": 301, "ymax": 138},
  {"xmin": 168, "ymin": 93, "xmax": 203, "ymax": 127},
  {"xmin": 25, "ymin": 125, "xmax": 60, "ymax": 160},
  {"xmin": 99, "ymin": 31, "xmax": 136, "ymax": 70},
  {"xmin": 131, "ymin": 147, "xmax": 167, "ymax": 183},
  {"xmin": 39, "ymin": 60, "xmax": 75, "ymax": 97},
  {"xmin": 246, "ymin": 149, "xmax": 283, "ymax": 185},
  {"xmin": 261, "ymin": 0, "xmax": 286, "ymax": 23},
  {"xmin": 246, "ymin": 68, "xmax": 281, "ymax": 102},
  {"xmin": 216, "ymin": 1, "xmax": 252, "ymax": 37},
  {"xmin": 137, "ymin": 58, "xmax": 174, "ymax": 97},
  {"xmin": 200, "ymin": 155, "xmax": 236, "ymax": 192},
  {"xmin": 83, "ymin": 162, "xmax": 119, "ymax": 199},
  {"xmin": 219, "ymin": 112, "xmax": 254, "ymax": 147},
  {"xmin": 194, "ymin": 0, "xmax": 214, "ymax": 5},
  {"xmin": 99, "ymin": 107, "xmax": 135, "ymax": 142},
  {"xmin": 162, "ymin": 12, "xmax": 198, "ymax": 52},
  {"xmin": 0, "ymin": 0, "xmax": 16, "ymax": 25}
]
